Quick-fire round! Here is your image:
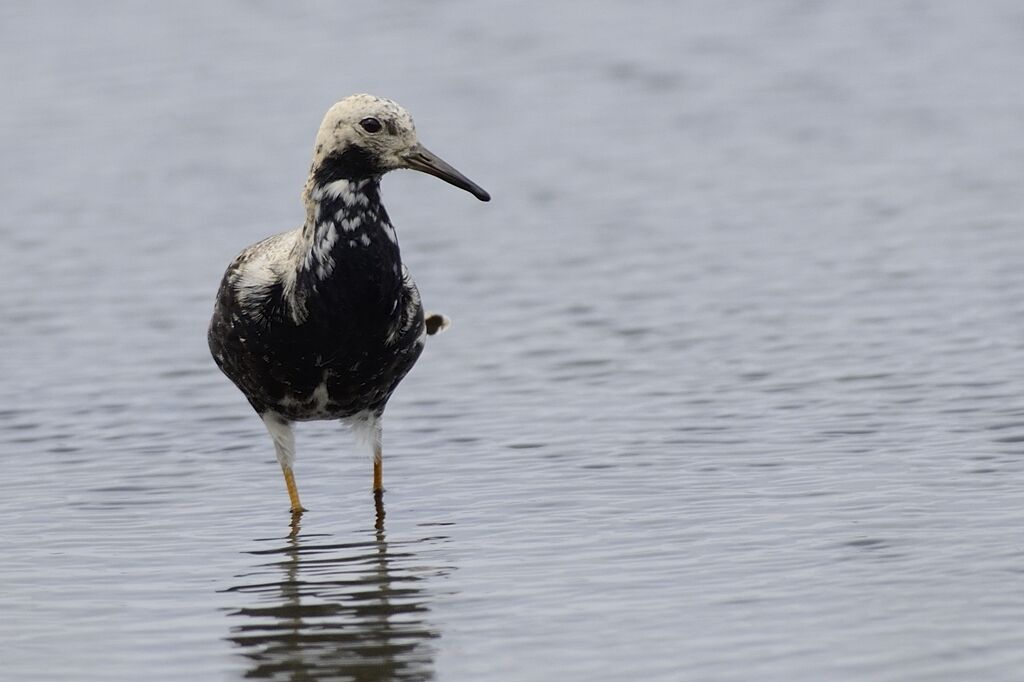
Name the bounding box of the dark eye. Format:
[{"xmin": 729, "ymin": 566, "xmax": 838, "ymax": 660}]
[{"xmin": 360, "ymin": 117, "xmax": 383, "ymax": 134}]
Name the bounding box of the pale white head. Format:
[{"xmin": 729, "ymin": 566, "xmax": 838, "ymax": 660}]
[{"xmin": 307, "ymin": 94, "xmax": 490, "ymax": 201}]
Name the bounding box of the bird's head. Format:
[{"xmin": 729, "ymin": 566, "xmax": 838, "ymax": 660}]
[{"xmin": 307, "ymin": 94, "xmax": 490, "ymax": 202}]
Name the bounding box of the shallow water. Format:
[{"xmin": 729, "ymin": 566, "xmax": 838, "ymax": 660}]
[{"xmin": 4, "ymin": 1, "xmax": 1024, "ymax": 680}]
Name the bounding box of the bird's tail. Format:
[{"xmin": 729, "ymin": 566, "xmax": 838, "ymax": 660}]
[{"xmin": 424, "ymin": 312, "xmax": 451, "ymax": 336}]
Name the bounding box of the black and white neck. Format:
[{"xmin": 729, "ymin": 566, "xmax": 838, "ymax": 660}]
[{"xmin": 296, "ymin": 150, "xmax": 402, "ymax": 293}]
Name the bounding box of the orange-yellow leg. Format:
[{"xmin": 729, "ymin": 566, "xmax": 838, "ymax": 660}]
[
  {"xmin": 281, "ymin": 465, "xmax": 306, "ymax": 513},
  {"xmin": 370, "ymin": 417, "xmax": 384, "ymax": 501}
]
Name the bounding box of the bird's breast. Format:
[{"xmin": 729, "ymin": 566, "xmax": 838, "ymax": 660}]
[{"xmin": 209, "ymin": 178, "xmax": 425, "ymax": 418}]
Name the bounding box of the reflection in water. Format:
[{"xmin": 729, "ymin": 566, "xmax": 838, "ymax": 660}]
[{"xmin": 224, "ymin": 503, "xmax": 445, "ymax": 681}]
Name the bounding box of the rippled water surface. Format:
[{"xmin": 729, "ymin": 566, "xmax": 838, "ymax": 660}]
[{"xmin": 4, "ymin": 1, "xmax": 1024, "ymax": 680}]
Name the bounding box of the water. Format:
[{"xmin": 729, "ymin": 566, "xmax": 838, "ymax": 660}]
[{"xmin": 3, "ymin": 1, "xmax": 1024, "ymax": 679}]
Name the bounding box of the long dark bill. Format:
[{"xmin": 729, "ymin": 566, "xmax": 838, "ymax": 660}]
[{"xmin": 403, "ymin": 143, "xmax": 491, "ymax": 202}]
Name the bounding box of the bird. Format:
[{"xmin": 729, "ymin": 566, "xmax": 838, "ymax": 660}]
[{"xmin": 208, "ymin": 94, "xmax": 490, "ymax": 514}]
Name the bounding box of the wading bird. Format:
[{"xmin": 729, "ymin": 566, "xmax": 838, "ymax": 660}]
[{"xmin": 208, "ymin": 94, "xmax": 489, "ymax": 513}]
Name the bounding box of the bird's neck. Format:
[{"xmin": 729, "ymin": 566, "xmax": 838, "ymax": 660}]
[{"xmin": 294, "ymin": 176, "xmax": 403, "ymax": 300}]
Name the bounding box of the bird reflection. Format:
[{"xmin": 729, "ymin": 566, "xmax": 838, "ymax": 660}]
[{"xmin": 224, "ymin": 501, "xmax": 444, "ymax": 681}]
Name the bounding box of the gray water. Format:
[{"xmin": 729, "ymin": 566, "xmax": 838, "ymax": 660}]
[{"xmin": 3, "ymin": 1, "xmax": 1024, "ymax": 680}]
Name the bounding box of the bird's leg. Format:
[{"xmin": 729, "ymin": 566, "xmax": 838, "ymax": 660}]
[
  {"xmin": 262, "ymin": 413, "xmax": 307, "ymax": 514},
  {"xmin": 355, "ymin": 412, "xmax": 385, "ymax": 495},
  {"xmin": 372, "ymin": 438, "xmax": 384, "ymax": 527},
  {"xmin": 371, "ymin": 418, "xmax": 384, "ymax": 495},
  {"xmin": 350, "ymin": 411, "xmax": 384, "ymax": 502},
  {"xmin": 282, "ymin": 465, "xmax": 305, "ymax": 514}
]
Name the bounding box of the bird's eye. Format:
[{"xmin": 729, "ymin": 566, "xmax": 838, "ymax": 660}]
[{"xmin": 360, "ymin": 117, "xmax": 383, "ymax": 134}]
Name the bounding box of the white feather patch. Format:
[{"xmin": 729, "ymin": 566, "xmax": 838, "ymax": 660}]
[
  {"xmin": 262, "ymin": 413, "xmax": 296, "ymax": 469},
  {"xmin": 346, "ymin": 411, "xmax": 382, "ymax": 463}
]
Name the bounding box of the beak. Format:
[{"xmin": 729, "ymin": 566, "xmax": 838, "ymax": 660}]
[{"xmin": 402, "ymin": 143, "xmax": 491, "ymax": 202}]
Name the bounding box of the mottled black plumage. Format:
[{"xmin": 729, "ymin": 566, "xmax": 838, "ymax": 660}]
[
  {"xmin": 208, "ymin": 175, "xmax": 423, "ymax": 422},
  {"xmin": 206, "ymin": 94, "xmax": 488, "ymax": 513},
  {"xmin": 314, "ymin": 147, "xmax": 384, "ymax": 186}
]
